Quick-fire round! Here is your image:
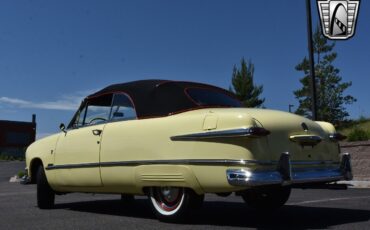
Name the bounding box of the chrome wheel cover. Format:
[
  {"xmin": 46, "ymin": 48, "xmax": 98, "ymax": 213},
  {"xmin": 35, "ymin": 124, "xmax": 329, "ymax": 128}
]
[{"xmin": 150, "ymin": 187, "xmax": 185, "ymax": 215}]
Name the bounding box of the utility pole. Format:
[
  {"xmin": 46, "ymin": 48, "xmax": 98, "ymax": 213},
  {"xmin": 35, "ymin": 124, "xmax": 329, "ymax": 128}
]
[{"xmin": 306, "ymin": 0, "xmax": 318, "ymax": 120}]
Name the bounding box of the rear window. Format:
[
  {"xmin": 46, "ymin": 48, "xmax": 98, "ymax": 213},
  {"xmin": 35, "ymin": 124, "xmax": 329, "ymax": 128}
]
[{"xmin": 186, "ymin": 88, "xmax": 242, "ymax": 107}]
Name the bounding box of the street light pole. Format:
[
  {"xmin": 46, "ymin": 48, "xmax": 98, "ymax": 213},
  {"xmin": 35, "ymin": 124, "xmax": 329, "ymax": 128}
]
[{"xmin": 306, "ymin": 0, "xmax": 318, "ymax": 121}]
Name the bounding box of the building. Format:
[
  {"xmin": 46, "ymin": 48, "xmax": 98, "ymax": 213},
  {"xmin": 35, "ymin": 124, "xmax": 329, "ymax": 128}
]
[{"xmin": 0, "ymin": 115, "xmax": 36, "ymax": 157}]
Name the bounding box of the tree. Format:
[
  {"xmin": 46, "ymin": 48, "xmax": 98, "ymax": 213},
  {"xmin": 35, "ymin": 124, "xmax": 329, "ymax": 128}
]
[
  {"xmin": 294, "ymin": 27, "xmax": 356, "ymax": 124},
  {"xmin": 230, "ymin": 58, "xmax": 265, "ymax": 108}
]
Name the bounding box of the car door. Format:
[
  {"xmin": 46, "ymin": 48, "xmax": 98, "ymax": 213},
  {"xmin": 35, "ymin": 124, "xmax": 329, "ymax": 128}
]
[
  {"xmin": 53, "ymin": 93, "xmax": 113, "ymax": 187},
  {"xmin": 99, "ymin": 93, "xmax": 138, "ymax": 187}
]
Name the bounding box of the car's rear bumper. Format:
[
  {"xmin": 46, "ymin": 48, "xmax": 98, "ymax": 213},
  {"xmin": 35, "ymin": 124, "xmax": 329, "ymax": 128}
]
[{"xmin": 226, "ymin": 153, "xmax": 353, "ymax": 187}]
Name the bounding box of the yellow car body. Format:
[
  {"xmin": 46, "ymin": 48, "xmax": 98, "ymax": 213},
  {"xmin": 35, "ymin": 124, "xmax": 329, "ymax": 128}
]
[{"xmin": 25, "ymin": 80, "xmax": 352, "ymax": 220}]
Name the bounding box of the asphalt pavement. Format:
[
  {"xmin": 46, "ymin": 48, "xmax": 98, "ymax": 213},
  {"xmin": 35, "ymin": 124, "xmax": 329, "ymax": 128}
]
[{"xmin": 1, "ymin": 161, "xmax": 370, "ymax": 230}]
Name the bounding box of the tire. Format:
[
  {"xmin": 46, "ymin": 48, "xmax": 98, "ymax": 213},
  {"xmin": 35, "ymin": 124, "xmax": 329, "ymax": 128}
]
[
  {"xmin": 148, "ymin": 187, "xmax": 204, "ymax": 222},
  {"xmin": 241, "ymin": 186, "xmax": 291, "ymax": 211},
  {"xmin": 37, "ymin": 166, "xmax": 55, "ymax": 209}
]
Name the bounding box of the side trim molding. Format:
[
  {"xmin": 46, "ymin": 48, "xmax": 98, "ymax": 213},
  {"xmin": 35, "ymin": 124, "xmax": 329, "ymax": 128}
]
[
  {"xmin": 45, "ymin": 159, "xmax": 338, "ymax": 171},
  {"xmin": 289, "ymin": 134, "xmax": 322, "ymax": 146},
  {"xmin": 46, "ymin": 162, "xmax": 100, "ymax": 170},
  {"xmin": 45, "ymin": 159, "xmax": 250, "ymax": 170}
]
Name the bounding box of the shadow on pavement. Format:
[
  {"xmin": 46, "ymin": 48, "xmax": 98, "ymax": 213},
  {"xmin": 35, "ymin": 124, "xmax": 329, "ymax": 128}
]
[{"xmin": 54, "ymin": 199, "xmax": 370, "ymax": 228}]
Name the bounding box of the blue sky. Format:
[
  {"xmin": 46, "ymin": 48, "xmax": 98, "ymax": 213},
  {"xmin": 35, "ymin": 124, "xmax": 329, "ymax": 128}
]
[{"xmin": 0, "ymin": 0, "xmax": 369, "ymax": 138}]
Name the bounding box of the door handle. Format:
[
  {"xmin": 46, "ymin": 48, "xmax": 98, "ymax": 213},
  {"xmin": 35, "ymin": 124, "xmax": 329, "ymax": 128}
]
[{"xmin": 92, "ymin": 129, "xmax": 102, "ymax": 136}]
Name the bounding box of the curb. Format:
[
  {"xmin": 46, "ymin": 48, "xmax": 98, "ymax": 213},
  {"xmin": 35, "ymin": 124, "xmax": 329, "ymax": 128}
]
[
  {"xmin": 337, "ymin": 180, "xmax": 370, "ymax": 188},
  {"xmin": 9, "ymin": 176, "xmax": 21, "ymax": 183}
]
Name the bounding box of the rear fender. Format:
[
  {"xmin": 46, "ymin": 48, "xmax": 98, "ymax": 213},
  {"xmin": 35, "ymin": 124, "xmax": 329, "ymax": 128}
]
[{"xmin": 134, "ymin": 165, "xmax": 204, "ymax": 195}]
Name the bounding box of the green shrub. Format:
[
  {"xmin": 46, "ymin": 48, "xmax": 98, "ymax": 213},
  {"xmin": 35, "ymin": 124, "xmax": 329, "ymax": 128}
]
[
  {"xmin": 17, "ymin": 170, "xmax": 25, "ymax": 178},
  {"xmin": 359, "ymin": 115, "xmax": 368, "ymax": 123},
  {"xmin": 0, "ymin": 154, "xmax": 13, "ymax": 161},
  {"xmin": 0, "ymin": 154, "xmax": 24, "ymax": 161},
  {"xmin": 347, "ymin": 128, "xmax": 369, "ymax": 142}
]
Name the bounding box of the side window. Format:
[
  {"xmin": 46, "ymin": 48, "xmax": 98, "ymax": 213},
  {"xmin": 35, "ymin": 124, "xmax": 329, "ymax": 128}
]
[
  {"xmin": 84, "ymin": 94, "xmax": 113, "ymax": 125},
  {"xmin": 75, "ymin": 105, "xmax": 87, "ymax": 127},
  {"xmin": 71, "ymin": 94, "xmax": 113, "ymax": 128},
  {"xmin": 109, "ymin": 94, "xmax": 137, "ymax": 121}
]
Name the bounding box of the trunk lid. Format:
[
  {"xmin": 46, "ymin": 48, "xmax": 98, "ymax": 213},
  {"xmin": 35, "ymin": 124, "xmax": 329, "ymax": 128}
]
[{"xmin": 245, "ymin": 109, "xmax": 340, "ymax": 163}]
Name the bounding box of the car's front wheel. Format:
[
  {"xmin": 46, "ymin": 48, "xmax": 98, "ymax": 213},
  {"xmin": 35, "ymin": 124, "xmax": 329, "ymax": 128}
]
[
  {"xmin": 36, "ymin": 166, "xmax": 55, "ymax": 209},
  {"xmin": 148, "ymin": 187, "xmax": 204, "ymax": 222},
  {"xmin": 241, "ymin": 186, "xmax": 291, "ymax": 211}
]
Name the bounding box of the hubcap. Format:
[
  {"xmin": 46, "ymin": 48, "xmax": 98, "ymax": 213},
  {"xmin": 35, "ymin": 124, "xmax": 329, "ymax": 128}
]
[
  {"xmin": 160, "ymin": 187, "xmax": 180, "ymax": 203},
  {"xmin": 151, "ymin": 187, "xmax": 185, "ymax": 215}
]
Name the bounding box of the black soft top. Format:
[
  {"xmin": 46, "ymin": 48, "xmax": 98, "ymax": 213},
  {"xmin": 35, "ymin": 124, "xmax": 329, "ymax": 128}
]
[{"xmin": 87, "ymin": 79, "xmax": 239, "ymax": 118}]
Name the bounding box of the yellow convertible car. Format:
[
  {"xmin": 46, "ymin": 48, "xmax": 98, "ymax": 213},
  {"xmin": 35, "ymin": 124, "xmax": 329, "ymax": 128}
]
[{"xmin": 26, "ymin": 80, "xmax": 352, "ymax": 221}]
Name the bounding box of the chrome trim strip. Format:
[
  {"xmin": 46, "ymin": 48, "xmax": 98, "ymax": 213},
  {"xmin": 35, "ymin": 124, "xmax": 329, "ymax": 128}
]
[
  {"xmin": 46, "ymin": 159, "xmax": 254, "ymax": 170},
  {"xmin": 289, "ymin": 135, "xmax": 322, "ymax": 145},
  {"xmin": 289, "ymin": 160, "xmax": 338, "ymax": 165},
  {"xmin": 45, "ymin": 162, "xmax": 100, "ymax": 170},
  {"xmin": 101, "ymin": 159, "xmax": 250, "ymax": 167},
  {"xmin": 45, "ymin": 159, "xmax": 339, "ymax": 171},
  {"xmin": 329, "ymin": 133, "xmax": 347, "ymax": 141},
  {"xmin": 170, "ymin": 128, "xmax": 266, "ymax": 141},
  {"xmin": 253, "ymin": 160, "xmax": 338, "ymax": 166}
]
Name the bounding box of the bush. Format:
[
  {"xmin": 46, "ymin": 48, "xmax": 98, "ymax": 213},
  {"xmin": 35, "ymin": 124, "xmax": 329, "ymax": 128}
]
[
  {"xmin": 0, "ymin": 154, "xmax": 14, "ymax": 161},
  {"xmin": 347, "ymin": 128, "xmax": 369, "ymax": 142},
  {"xmin": 338, "ymin": 117, "xmax": 370, "ymax": 130},
  {"xmin": 359, "ymin": 115, "xmax": 368, "ymax": 123},
  {"xmin": 17, "ymin": 170, "xmax": 25, "ymax": 178},
  {"xmin": 0, "ymin": 154, "xmax": 25, "ymax": 161}
]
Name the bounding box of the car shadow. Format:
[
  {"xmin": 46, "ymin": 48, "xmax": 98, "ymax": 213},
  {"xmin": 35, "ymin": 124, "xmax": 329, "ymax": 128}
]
[{"xmin": 54, "ymin": 198, "xmax": 370, "ymax": 228}]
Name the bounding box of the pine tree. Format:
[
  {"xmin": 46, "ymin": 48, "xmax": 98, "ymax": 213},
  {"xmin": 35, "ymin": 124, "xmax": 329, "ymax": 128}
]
[
  {"xmin": 230, "ymin": 58, "xmax": 265, "ymax": 108},
  {"xmin": 294, "ymin": 27, "xmax": 356, "ymax": 124}
]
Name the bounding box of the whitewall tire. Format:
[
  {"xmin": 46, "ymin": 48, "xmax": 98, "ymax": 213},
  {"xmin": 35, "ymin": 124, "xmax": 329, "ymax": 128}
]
[{"xmin": 148, "ymin": 187, "xmax": 204, "ymax": 222}]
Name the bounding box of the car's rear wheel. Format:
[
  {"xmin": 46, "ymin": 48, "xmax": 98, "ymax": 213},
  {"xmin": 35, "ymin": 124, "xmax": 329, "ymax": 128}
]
[
  {"xmin": 37, "ymin": 166, "xmax": 55, "ymax": 209},
  {"xmin": 241, "ymin": 186, "xmax": 291, "ymax": 211},
  {"xmin": 148, "ymin": 187, "xmax": 204, "ymax": 222}
]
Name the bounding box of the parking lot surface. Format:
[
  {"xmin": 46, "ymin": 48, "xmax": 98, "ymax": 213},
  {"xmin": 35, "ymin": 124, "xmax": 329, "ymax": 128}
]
[{"xmin": 1, "ymin": 161, "xmax": 370, "ymax": 229}]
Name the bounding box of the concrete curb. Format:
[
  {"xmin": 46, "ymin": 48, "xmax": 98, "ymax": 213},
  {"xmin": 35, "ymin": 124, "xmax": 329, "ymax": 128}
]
[
  {"xmin": 337, "ymin": 180, "xmax": 370, "ymax": 188},
  {"xmin": 9, "ymin": 176, "xmax": 21, "ymax": 183}
]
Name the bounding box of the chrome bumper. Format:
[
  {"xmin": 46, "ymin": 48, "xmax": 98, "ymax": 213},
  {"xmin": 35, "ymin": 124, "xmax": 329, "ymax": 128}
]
[{"xmin": 227, "ymin": 153, "xmax": 353, "ymax": 187}]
